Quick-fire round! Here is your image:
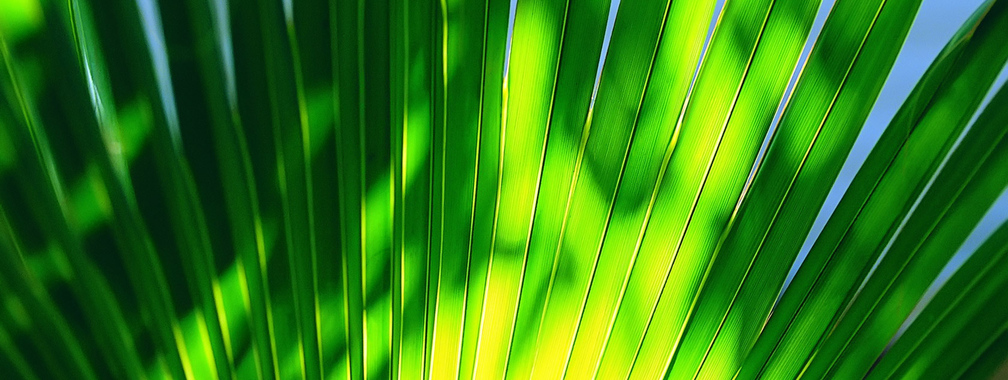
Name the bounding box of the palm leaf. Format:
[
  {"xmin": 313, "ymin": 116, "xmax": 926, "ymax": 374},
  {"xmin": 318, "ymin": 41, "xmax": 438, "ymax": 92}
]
[
  {"xmin": 1, "ymin": 0, "xmax": 1007, "ymax": 379},
  {"xmin": 741, "ymin": 1, "xmax": 1008, "ymax": 378}
]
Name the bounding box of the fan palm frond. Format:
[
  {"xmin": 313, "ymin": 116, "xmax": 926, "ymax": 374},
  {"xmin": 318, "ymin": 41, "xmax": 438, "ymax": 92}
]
[{"xmin": 0, "ymin": 0, "xmax": 1006, "ymax": 379}]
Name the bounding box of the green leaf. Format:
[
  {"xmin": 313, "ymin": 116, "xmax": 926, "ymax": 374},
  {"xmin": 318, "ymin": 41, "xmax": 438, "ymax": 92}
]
[
  {"xmin": 3, "ymin": 0, "xmax": 1008, "ymax": 378},
  {"xmin": 957, "ymin": 328, "xmax": 1008, "ymax": 380},
  {"xmin": 161, "ymin": 0, "xmax": 280, "ymax": 377},
  {"xmin": 456, "ymin": 1, "xmax": 511, "ymax": 378},
  {"xmin": 330, "ymin": 0, "xmax": 366, "ymax": 377},
  {"xmin": 0, "ymin": 322, "xmax": 38, "ymax": 380},
  {"xmin": 586, "ymin": 0, "xmax": 819, "ymax": 378},
  {"xmin": 1, "ymin": 19, "xmax": 153, "ymax": 379},
  {"xmin": 742, "ymin": 1, "xmax": 1008, "ymax": 378},
  {"xmin": 674, "ymin": 0, "xmax": 930, "ymax": 377},
  {"xmin": 807, "ymin": 76, "xmax": 1008, "ymax": 379},
  {"xmin": 527, "ymin": 0, "xmax": 717, "ymax": 378},
  {"xmin": 505, "ymin": 0, "xmax": 611, "ymax": 377},
  {"xmin": 869, "ymin": 207, "xmax": 1008, "ymax": 379},
  {"xmin": 385, "ymin": 0, "xmax": 438, "ymax": 378},
  {"xmin": 468, "ymin": 0, "xmax": 572, "ymax": 377},
  {"xmin": 0, "ymin": 206, "xmax": 97, "ymax": 379},
  {"xmin": 426, "ymin": 0, "xmax": 508, "ymax": 378}
]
